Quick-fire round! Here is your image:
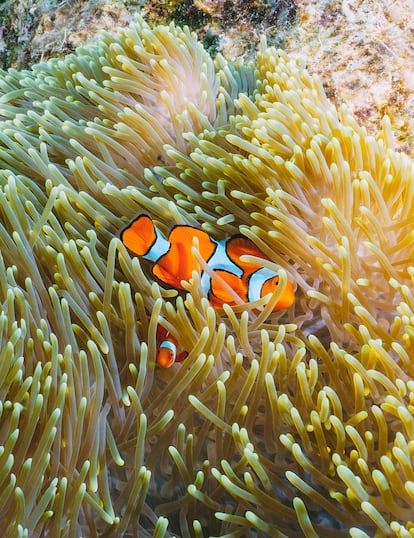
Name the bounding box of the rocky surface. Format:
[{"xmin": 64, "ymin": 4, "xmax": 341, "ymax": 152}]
[{"xmin": 286, "ymin": 0, "xmax": 414, "ymax": 156}]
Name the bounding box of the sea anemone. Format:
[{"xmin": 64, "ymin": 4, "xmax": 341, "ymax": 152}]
[{"xmin": 0, "ymin": 15, "xmax": 413, "ymax": 537}]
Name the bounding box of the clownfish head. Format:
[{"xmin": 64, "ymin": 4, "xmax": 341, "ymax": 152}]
[
  {"xmin": 262, "ymin": 275, "xmax": 295, "ymax": 310},
  {"xmin": 247, "ymin": 268, "xmax": 295, "ymax": 311},
  {"xmin": 156, "ymin": 339, "xmax": 177, "ymax": 368}
]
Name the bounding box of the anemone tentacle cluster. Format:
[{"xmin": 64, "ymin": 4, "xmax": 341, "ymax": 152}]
[{"xmin": 0, "ymin": 16, "xmax": 413, "ymax": 537}]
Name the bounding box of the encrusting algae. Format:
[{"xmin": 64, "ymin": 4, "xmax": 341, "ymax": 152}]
[{"xmin": 0, "ymin": 15, "xmax": 413, "ymax": 537}]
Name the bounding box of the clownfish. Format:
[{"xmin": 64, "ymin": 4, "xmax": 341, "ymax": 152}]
[
  {"xmin": 121, "ymin": 214, "xmax": 294, "ymax": 311},
  {"xmin": 156, "ymin": 324, "xmax": 188, "ymax": 368}
]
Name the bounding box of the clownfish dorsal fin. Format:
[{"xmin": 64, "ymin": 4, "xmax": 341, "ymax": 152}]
[
  {"xmin": 151, "ymin": 224, "xmax": 217, "ymax": 288},
  {"xmin": 226, "ymin": 235, "xmax": 269, "ymax": 273},
  {"xmin": 168, "ymin": 225, "xmax": 216, "ymax": 262},
  {"xmin": 121, "ymin": 214, "xmax": 169, "ymax": 262}
]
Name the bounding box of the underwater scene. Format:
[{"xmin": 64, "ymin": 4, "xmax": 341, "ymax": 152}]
[{"xmin": 0, "ymin": 2, "xmax": 413, "ymax": 536}]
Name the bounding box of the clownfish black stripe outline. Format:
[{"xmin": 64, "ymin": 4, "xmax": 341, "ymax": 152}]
[
  {"xmin": 120, "ymin": 214, "xmax": 295, "ymax": 311},
  {"xmin": 121, "ymin": 214, "xmax": 171, "ymax": 265},
  {"xmin": 246, "ymin": 267, "xmax": 279, "ymax": 303}
]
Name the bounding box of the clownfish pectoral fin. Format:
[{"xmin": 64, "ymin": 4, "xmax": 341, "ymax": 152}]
[
  {"xmin": 209, "ymin": 269, "xmax": 248, "ymax": 308},
  {"xmin": 152, "ymin": 260, "xmax": 183, "ymax": 289},
  {"xmin": 121, "ymin": 214, "xmax": 170, "ymax": 262}
]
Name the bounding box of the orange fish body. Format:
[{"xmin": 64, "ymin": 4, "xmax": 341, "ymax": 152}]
[
  {"xmin": 121, "ymin": 215, "xmax": 216, "ymax": 288},
  {"xmin": 121, "ymin": 215, "xmax": 294, "ymax": 311},
  {"xmin": 156, "ymin": 325, "xmax": 188, "ymax": 368}
]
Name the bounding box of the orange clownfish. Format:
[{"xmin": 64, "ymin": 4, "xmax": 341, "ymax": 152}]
[
  {"xmin": 156, "ymin": 324, "xmax": 188, "ymax": 368},
  {"xmin": 121, "ymin": 214, "xmax": 294, "ymax": 311}
]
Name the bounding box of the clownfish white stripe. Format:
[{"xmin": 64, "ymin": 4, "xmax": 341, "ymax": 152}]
[
  {"xmin": 159, "ymin": 340, "xmax": 177, "ymax": 353},
  {"xmin": 200, "ymin": 239, "xmax": 243, "ymax": 296},
  {"xmin": 200, "ymin": 268, "xmax": 211, "ymax": 297},
  {"xmin": 144, "ymin": 230, "xmax": 170, "ymax": 262},
  {"xmin": 213, "ymin": 240, "xmax": 243, "ymax": 275},
  {"xmin": 247, "ymin": 267, "xmax": 279, "ymax": 303}
]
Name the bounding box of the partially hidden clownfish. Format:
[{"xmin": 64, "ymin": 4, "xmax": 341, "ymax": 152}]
[
  {"xmin": 121, "ymin": 214, "xmax": 295, "ymax": 312},
  {"xmin": 156, "ymin": 324, "xmax": 188, "ymax": 368}
]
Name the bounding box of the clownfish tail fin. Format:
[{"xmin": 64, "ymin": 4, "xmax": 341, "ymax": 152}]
[
  {"xmin": 121, "ymin": 214, "xmax": 156, "ymax": 256},
  {"xmin": 121, "ymin": 214, "xmax": 169, "ymax": 262}
]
